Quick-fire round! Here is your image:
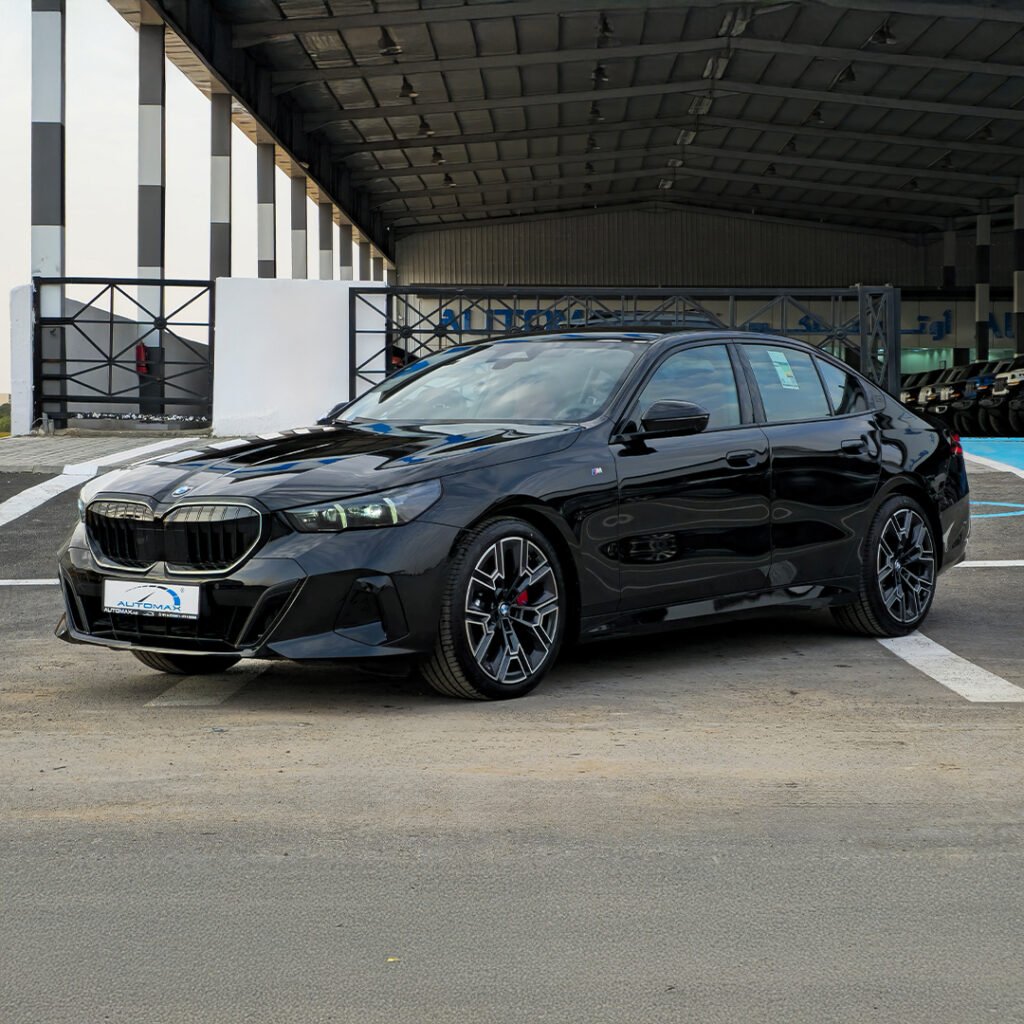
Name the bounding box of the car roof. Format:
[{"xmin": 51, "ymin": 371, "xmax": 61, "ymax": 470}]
[{"xmin": 503, "ymin": 329, "xmax": 816, "ymax": 349}]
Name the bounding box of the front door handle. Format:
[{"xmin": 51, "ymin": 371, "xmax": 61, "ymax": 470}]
[
  {"xmin": 726, "ymin": 449, "xmax": 758, "ymax": 468},
  {"xmin": 841, "ymin": 438, "xmax": 867, "ymax": 454}
]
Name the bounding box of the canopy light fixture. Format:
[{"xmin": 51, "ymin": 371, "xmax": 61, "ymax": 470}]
[
  {"xmin": 378, "ymin": 27, "xmax": 402, "ymax": 57},
  {"xmin": 976, "ymin": 124, "xmax": 993, "ymax": 142},
  {"xmin": 689, "ymin": 95, "xmax": 713, "ymax": 116},
  {"xmin": 658, "ymin": 178, "xmax": 674, "ymax": 190},
  {"xmin": 667, "ymin": 157, "xmax": 684, "ymax": 168},
  {"xmin": 585, "ymin": 134, "xmax": 599, "ymax": 153},
  {"xmin": 589, "ymin": 102, "xmax": 605, "ymax": 122},
  {"xmin": 765, "ymin": 163, "xmax": 777, "ymax": 177},
  {"xmin": 592, "ymin": 63, "xmax": 609, "ymax": 84},
  {"xmin": 585, "ymin": 162, "xmax": 595, "ymax": 174},
  {"xmin": 399, "ymin": 76, "xmax": 417, "ymax": 99},
  {"xmin": 443, "ymin": 172, "xmax": 455, "ymax": 187},
  {"xmin": 431, "ymin": 147, "xmax": 445, "ymax": 165},
  {"xmin": 783, "ymin": 137, "xmax": 797, "ymax": 153},
  {"xmin": 832, "ymin": 64, "xmax": 856, "ymax": 87},
  {"xmin": 869, "ymin": 19, "xmax": 896, "ymax": 45},
  {"xmin": 717, "ymin": 6, "xmax": 751, "ymax": 38},
  {"xmin": 702, "ymin": 54, "xmax": 731, "ymax": 80},
  {"xmin": 806, "ymin": 106, "xmax": 825, "ymax": 126},
  {"xmin": 417, "ymin": 116, "xmax": 434, "ymax": 137},
  {"xmin": 675, "ymin": 127, "xmax": 697, "ymax": 146},
  {"xmin": 597, "ymin": 14, "xmax": 614, "ymax": 44}
]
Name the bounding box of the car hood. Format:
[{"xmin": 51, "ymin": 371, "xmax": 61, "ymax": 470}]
[{"xmin": 82, "ymin": 422, "xmax": 582, "ymax": 511}]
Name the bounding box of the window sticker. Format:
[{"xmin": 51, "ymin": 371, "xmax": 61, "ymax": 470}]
[{"xmin": 767, "ymin": 350, "xmax": 799, "ymax": 390}]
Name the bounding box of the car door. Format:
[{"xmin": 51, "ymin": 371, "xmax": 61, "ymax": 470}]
[
  {"xmin": 738, "ymin": 343, "xmax": 882, "ymax": 588},
  {"xmin": 613, "ymin": 342, "xmax": 772, "ymax": 612}
]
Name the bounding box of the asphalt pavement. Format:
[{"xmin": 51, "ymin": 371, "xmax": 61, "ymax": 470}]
[{"xmin": 2, "ymin": 441, "xmax": 1024, "ymax": 1023}]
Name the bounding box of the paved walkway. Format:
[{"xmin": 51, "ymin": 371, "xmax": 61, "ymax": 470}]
[{"xmin": 0, "ymin": 433, "xmax": 210, "ymax": 475}]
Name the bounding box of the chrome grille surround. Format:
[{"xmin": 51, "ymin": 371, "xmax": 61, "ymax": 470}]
[{"xmin": 85, "ymin": 500, "xmax": 263, "ymax": 575}]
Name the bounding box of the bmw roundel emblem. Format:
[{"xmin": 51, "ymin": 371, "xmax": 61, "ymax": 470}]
[{"xmin": 171, "ymin": 485, "xmax": 192, "ymax": 497}]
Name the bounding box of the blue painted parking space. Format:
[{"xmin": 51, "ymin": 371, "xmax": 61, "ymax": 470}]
[{"xmin": 962, "ymin": 438, "xmax": 1024, "ymax": 472}]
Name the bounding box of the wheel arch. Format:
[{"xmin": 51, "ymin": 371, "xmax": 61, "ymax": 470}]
[
  {"xmin": 453, "ymin": 496, "xmax": 583, "ymax": 643},
  {"xmin": 873, "ymin": 474, "xmax": 945, "ymax": 569}
]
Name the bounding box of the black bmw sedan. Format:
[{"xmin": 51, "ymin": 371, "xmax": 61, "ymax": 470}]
[{"xmin": 57, "ymin": 332, "xmax": 970, "ymax": 700}]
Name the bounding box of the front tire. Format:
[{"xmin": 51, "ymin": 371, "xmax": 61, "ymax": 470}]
[
  {"xmin": 421, "ymin": 518, "xmax": 566, "ymax": 700},
  {"xmin": 132, "ymin": 650, "xmax": 241, "ymax": 675},
  {"xmin": 832, "ymin": 495, "xmax": 937, "ymax": 637}
]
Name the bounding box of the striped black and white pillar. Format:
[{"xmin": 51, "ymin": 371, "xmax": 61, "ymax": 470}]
[
  {"xmin": 942, "ymin": 221, "xmax": 956, "ymax": 290},
  {"xmin": 210, "ymin": 90, "xmax": 231, "ymax": 280},
  {"xmin": 138, "ymin": 13, "xmax": 166, "ymax": 413},
  {"xmin": 256, "ymin": 143, "xmax": 276, "ymax": 278},
  {"xmin": 318, "ymin": 202, "xmax": 333, "ymax": 280},
  {"xmin": 371, "ymin": 255, "xmax": 383, "ymax": 281},
  {"xmin": 358, "ymin": 240, "xmax": 371, "ymax": 280},
  {"xmin": 1015, "ymin": 181, "xmax": 1024, "ymax": 355},
  {"xmin": 338, "ymin": 223, "xmax": 353, "ymax": 280},
  {"xmin": 290, "ymin": 174, "xmax": 307, "ymax": 279},
  {"xmin": 138, "ymin": 16, "xmax": 165, "ymax": 318},
  {"xmin": 976, "ymin": 202, "xmax": 991, "ymax": 360},
  {"xmin": 31, "ymin": 0, "xmax": 65, "ymax": 290}
]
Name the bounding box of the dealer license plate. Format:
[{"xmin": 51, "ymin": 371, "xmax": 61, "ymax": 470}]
[{"xmin": 102, "ymin": 579, "xmax": 200, "ymax": 619}]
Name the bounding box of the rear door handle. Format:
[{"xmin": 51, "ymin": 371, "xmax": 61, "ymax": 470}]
[
  {"xmin": 841, "ymin": 438, "xmax": 867, "ymax": 454},
  {"xmin": 726, "ymin": 449, "xmax": 758, "ymax": 468}
]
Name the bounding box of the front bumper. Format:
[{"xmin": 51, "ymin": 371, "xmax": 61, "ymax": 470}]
[{"xmin": 57, "ymin": 517, "xmax": 460, "ymax": 660}]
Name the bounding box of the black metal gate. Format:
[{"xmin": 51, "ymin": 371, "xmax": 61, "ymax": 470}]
[
  {"xmin": 349, "ymin": 284, "xmax": 901, "ymax": 398},
  {"xmin": 33, "ymin": 277, "xmax": 214, "ymax": 428}
]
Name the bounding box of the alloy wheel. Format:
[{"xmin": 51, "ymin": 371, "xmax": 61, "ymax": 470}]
[
  {"xmin": 876, "ymin": 508, "xmax": 935, "ymax": 625},
  {"xmin": 464, "ymin": 535, "xmax": 560, "ymax": 684}
]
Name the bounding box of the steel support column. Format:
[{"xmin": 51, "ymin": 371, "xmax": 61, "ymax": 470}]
[
  {"xmin": 290, "ymin": 174, "xmax": 307, "ymax": 279},
  {"xmin": 371, "ymin": 256, "xmax": 383, "ymax": 281},
  {"xmin": 357, "ymin": 241, "xmax": 371, "ymax": 280},
  {"xmin": 1015, "ymin": 183, "xmax": 1024, "ymax": 355},
  {"xmin": 976, "ymin": 203, "xmax": 991, "ymax": 360},
  {"xmin": 942, "ymin": 221, "xmax": 956, "ymax": 290},
  {"xmin": 318, "ymin": 202, "xmax": 333, "ymax": 280},
  {"xmin": 31, "ymin": 0, "xmax": 65, "ymax": 286},
  {"xmin": 256, "ymin": 142, "xmax": 276, "ymax": 278},
  {"xmin": 210, "ymin": 90, "xmax": 231, "ymax": 279},
  {"xmin": 338, "ymin": 224, "xmax": 353, "ymax": 280}
]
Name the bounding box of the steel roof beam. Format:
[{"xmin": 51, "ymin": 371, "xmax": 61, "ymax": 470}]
[
  {"xmin": 332, "ymin": 114, "xmax": 1024, "ymax": 162},
  {"xmin": 352, "ymin": 141, "xmax": 1016, "ymax": 189},
  {"xmin": 234, "ymin": 0, "xmax": 687, "ymax": 47},
  {"xmin": 234, "ymin": 0, "xmax": 1024, "ymax": 47},
  {"xmin": 306, "ymin": 76, "xmax": 1024, "ymax": 132},
  {"xmin": 374, "ymin": 164, "xmax": 973, "ymax": 209},
  {"xmin": 273, "ymin": 36, "xmax": 1024, "ymax": 91},
  {"xmin": 387, "ymin": 189, "xmax": 945, "ymax": 231}
]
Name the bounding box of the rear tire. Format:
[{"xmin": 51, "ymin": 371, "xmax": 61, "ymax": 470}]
[
  {"xmin": 132, "ymin": 650, "xmax": 241, "ymax": 675},
  {"xmin": 832, "ymin": 495, "xmax": 937, "ymax": 638},
  {"xmin": 421, "ymin": 518, "xmax": 566, "ymax": 700}
]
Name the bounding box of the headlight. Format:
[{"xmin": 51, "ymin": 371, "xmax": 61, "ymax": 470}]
[{"xmin": 283, "ymin": 480, "xmax": 442, "ymax": 533}]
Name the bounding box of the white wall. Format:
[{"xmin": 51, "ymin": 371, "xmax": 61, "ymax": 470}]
[
  {"xmin": 9, "ymin": 285, "xmax": 33, "ymax": 435},
  {"xmin": 213, "ymin": 277, "xmax": 382, "ymax": 436}
]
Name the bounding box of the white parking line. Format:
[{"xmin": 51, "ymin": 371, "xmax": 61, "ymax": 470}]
[
  {"xmin": 964, "ymin": 452, "xmax": 1024, "ymax": 481},
  {"xmin": 0, "ymin": 437, "xmax": 200, "ymax": 528},
  {"xmin": 878, "ymin": 632, "xmax": 1024, "ymax": 703},
  {"xmin": 0, "ymin": 578, "xmax": 60, "ymax": 586},
  {"xmin": 144, "ymin": 667, "xmax": 267, "ymax": 707},
  {"xmin": 958, "ymin": 560, "xmax": 1024, "ymax": 568}
]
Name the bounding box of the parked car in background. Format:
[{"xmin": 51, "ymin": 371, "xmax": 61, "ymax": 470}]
[
  {"xmin": 57, "ymin": 332, "xmax": 969, "ymax": 701},
  {"xmin": 925, "ymin": 361, "xmax": 987, "ymax": 429},
  {"xmin": 979, "ymin": 355, "xmax": 1024, "ymax": 435},
  {"xmin": 951, "ymin": 359, "xmax": 1008, "ymax": 436}
]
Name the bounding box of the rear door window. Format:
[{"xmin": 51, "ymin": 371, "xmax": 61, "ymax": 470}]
[
  {"xmin": 742, "ymin": 345, "xmax": 831, "ymax": 422},
  {"xmin": 816, "ymin": 358, "xmax": 869, "ymax": 415}
]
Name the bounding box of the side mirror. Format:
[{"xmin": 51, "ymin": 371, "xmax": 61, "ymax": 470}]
[{"xmin": 639, "ymin": 400, "xmax": 710, "ymax": 438}]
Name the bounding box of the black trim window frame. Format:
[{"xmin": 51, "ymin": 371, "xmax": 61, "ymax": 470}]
[
  {"xmin": 811, "ymin": 354, "xmax": 873, "ymax": 419},
  {"xmin": 611, "ymin": 339, "xmax": 756, "ymax": 438}
]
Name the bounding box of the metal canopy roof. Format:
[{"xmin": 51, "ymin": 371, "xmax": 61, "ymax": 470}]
[{"xmin": 144, "ymin": 0, "xmax": 1024, "ymax": 256}]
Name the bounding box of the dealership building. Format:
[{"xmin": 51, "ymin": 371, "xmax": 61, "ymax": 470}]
[{"xmin": 12, "ymin": 0, "xmax": 1024, "ymax": 435}]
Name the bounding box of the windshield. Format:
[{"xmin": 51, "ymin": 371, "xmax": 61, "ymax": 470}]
[{"xmin": 341, "ymin": 339, "xmax": 641, "ymax": 424}]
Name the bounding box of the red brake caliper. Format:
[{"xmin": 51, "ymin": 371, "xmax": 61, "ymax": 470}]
[{"xmin": 515, "ymin": 589, "xmax": 529, "ymax": 606}]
